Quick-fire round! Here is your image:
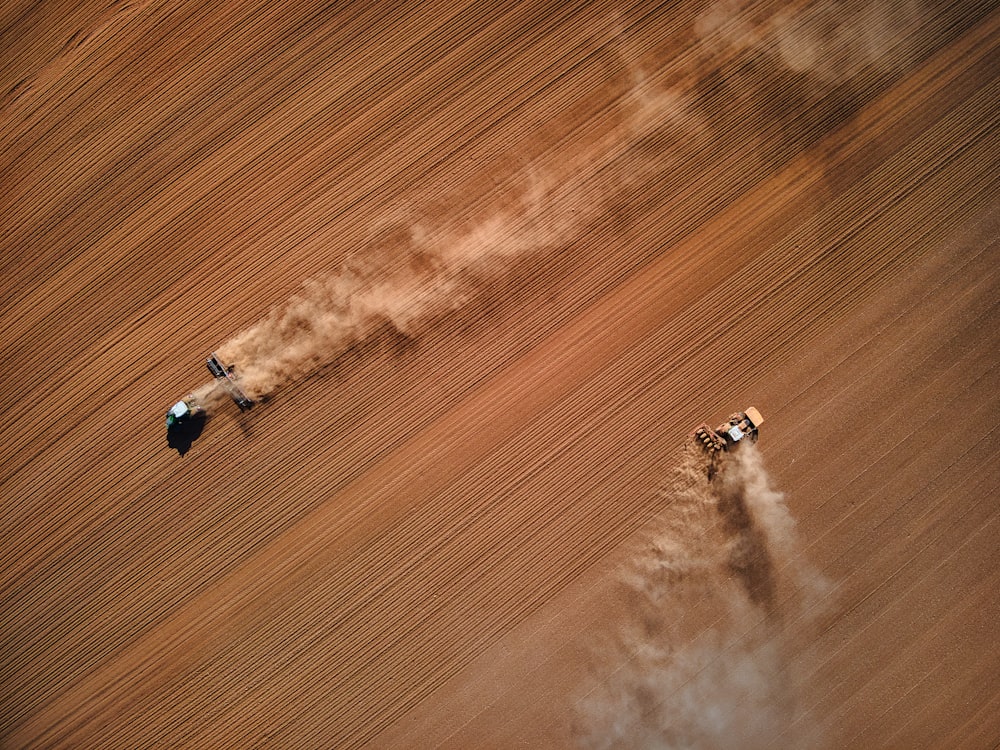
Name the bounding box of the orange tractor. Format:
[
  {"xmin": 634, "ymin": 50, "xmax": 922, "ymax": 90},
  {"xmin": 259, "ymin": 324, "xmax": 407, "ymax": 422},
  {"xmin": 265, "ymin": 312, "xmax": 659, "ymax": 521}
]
[{"xmin": 693, "ymin": 407, "xmax": 763, "ymax": 476}]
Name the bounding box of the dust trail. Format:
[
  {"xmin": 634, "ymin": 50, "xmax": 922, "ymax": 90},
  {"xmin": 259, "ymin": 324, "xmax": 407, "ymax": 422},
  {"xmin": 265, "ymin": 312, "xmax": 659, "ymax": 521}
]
[
  {"xmin": 575, "ymin": 444, "xmax": 828, "ymax": 749},
  {"xmin": 694, "ymin": 0, "xmax": 924, "ymax": 82},
  {"xmin": 209, "ymin": 160, "xmax": 602, "ymax": 402},
  {"xmin": 182, "ymin": 14, "xmax": 703, "ymax": 408},
  {"xmin": 768, "ymin": 1, "xmax": 924, "ymax": 83},
  {"xmin": 187, "ymin": 1, "xmax": 929, "ymax": 409},
  {"xmin": 196, "ymin": 72, "xmax": 689, "ymax": 405},
  {"xmin": 683, "ymin": 0, "xmax": 932, "ymax": 169}
]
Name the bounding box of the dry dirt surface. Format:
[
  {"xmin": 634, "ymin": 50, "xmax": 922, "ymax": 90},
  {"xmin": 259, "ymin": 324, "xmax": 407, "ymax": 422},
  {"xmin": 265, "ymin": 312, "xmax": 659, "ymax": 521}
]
[{"xmin": 2, "ymin": 1, "xmax": 998, "ymax": 747}]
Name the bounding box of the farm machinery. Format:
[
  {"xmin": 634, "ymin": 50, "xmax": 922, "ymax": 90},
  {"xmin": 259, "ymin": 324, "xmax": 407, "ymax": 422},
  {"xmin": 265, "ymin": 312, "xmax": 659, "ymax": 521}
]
[
  {"xmin": 693, "ymin": 407, "xmax": 763, "ymax": 476},
  {"xmin": 165, "ymin": 353, "xmax": 253, "ymax": 430}
]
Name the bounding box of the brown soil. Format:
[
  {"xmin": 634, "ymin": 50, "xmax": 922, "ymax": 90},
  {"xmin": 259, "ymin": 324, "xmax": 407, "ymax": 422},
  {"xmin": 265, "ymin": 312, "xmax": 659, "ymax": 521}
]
[{"xmin": 2, "ymin": 1, "xmax": 997, "ymax": 747}]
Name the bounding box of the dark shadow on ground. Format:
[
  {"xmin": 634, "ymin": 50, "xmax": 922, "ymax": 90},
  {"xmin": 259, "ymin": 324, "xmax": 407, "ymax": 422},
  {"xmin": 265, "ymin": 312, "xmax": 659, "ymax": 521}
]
[
  {"xmin": 167, "ymin": 412, "xmax": 207, "ymax": 455},
  {"xmin": 713, "ymin": 461, "xmax": 778, "ymax": 616}
]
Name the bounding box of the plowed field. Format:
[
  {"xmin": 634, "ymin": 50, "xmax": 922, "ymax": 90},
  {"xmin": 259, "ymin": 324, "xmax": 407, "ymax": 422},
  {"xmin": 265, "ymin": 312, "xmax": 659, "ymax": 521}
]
[{"xmin": 2, "ymin": 1, "xmax": 998, "ymax": 747}]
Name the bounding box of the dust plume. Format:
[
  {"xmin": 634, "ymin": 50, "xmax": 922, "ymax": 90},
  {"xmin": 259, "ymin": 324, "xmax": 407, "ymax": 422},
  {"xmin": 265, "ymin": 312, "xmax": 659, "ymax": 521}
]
[
  {"xmin": 683, "ymin": 0, "xmax": 932, "ymax": 168},
  {"xmin": 184, "ymin": 16, "xmax": 712, "ymax": 410},
  {"xmin": 194, "ymin": 72, "xmax": 696, "ymax": 406},
  {"xmin": 187, "ymin": 2, "xmax": 930, "ymax": 409},
  {"xmin": 769, "ymin": 1, "xmax": 924, "ymax": 84},
  {"xmin": 694, "ymin": 0, "xmax": 924, "ymax": 83},
  {"xmin": 206, "ymin": 162, "xmax": 597, "ymax": 402},
  {"xmin": 575, "ymin": 444, "xmax": 828, "ymax": 749}
]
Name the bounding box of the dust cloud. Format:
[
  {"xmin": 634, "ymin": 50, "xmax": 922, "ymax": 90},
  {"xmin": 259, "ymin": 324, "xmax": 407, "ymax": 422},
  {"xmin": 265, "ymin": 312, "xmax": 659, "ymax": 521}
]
[
  {"xmin": 197, "ymin": 78, "xmax": 685, "ymax": 405},
  {"xmin": 694, "ymin": 0, "xmax": 924, "ymax": 82},
  {"xmin": 769, "ymin": 1, "xmax": 924, "ymax": 83},
  {"xmin": 182, "ymin": 17, "xmax": 688, "ymax": 408},
  {"xmin": 575, "ymin": 444, "xmax": 828, "ymax": 749},
  {"xmin": 210, "ymin": 162, "xmax": 597, "ymax": 401},
  {"xmin": 188, "ymin": 1, "xmax": 927, "ymax": 409}
]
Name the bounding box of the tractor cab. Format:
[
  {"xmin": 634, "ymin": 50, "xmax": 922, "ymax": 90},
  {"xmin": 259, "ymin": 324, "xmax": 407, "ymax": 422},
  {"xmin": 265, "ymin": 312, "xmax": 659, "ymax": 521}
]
[{"xmin": 166, "ymin": 400, "xmax": 197, "ymax": 429}]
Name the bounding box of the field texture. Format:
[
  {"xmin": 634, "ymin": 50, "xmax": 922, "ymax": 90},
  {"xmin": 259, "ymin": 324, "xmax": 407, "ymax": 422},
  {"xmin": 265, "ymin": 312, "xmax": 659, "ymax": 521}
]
[{"xmin": 2, "ymin": 0, "xmax": 998, "ymax": 747}]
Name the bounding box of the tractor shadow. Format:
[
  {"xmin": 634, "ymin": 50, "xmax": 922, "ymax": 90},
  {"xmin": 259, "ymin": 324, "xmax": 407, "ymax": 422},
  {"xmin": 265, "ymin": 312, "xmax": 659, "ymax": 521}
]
[
  {"xmin": 712, "ymin": 464, "xmax": 778, "ymax": 616},
  {"xmin": 167, "ymin": 412, "xmax": 207, "ymax": 456}
]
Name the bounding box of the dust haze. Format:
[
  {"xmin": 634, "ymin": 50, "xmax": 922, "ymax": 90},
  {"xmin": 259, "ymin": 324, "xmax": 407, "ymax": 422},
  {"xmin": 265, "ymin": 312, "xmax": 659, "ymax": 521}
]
[
  {"xmin": 695, "ymin": 0, "xmax": 923, "ymax": 82},
  {"xmin": 198, "ymin": 75, "xmax": 676, "ymax": 404},
  {"xmin": 188, "ymin": 0, "xmax": 929, "ymax": 406},
  {"xmin": 214, "ymin": 165, "xmax": 590, "ymax": 400},
  {"xmin": 575, "ymin": 445, "xmax": 829, "ymax": 749}
]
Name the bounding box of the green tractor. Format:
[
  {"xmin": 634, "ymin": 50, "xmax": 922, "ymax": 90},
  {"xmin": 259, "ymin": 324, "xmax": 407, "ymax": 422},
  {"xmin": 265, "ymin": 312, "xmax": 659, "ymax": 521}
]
[{"xmin": 165, "ymin": 353, "xmax": 253, "ymax": 431}]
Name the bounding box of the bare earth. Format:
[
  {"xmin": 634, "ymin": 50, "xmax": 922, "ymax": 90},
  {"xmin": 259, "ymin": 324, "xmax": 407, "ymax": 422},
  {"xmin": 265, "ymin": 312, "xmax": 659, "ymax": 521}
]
[{"xmin": 1, "ymin": 1, "xmax": 998, "ymax": 748}]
